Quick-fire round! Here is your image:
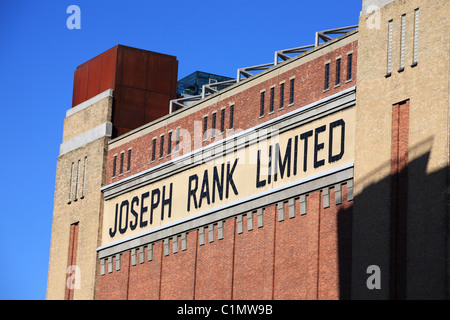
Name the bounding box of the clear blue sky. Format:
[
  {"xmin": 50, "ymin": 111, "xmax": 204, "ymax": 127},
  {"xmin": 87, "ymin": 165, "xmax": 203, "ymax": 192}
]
[{"xmin": 0, "ymin": 0, "xmax": 361, "ymax": 300}]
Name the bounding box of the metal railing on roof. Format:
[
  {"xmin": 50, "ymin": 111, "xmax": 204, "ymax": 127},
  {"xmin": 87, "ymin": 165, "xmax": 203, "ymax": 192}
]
[
  {"xmin": 169, "ymin": 94, "xmax": 202, "ymax": 114},
  {"xmin": 201, "ymin": 79, "xmax": 237, "ymax": 98},
  {"xmin": 236, "ymin": 62, "xmax": 275, "ymax": 83},
  {"xmin": 315, "ymin": 25, "xmax": 358, "ymax": 47},
  {"xmin": 170, "ymin": 25, "xmax": 358, "ymax": 112},
  {"xmin": 169, "ymin": 79, "xmax": 238, "ymax": 113},
  {"xmin": 274, "ymin": 44, "xmax": 316, "ymax": 66}
]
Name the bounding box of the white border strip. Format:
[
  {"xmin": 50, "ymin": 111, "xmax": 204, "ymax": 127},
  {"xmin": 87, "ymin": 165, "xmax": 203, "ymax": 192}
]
[
  {"xmin": 66, "ymin": 89, "xmax": 114, "ymax": 118},
  {"xmin": 97, "ymin": 162, "xmax": 354, "ymax": 252},
  {"xmin": 101, "ymin": 86, "xmax": 356, "ymax": 192},
  {"xmin": 60, "ymin": 122, "xmax": 113, "ymax": 156}
]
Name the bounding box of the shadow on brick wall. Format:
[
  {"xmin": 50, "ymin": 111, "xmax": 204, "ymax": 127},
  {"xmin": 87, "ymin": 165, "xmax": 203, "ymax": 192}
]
[{"xmin": 338, "ymin": 137, "xmax": 448, "ymax": 299}]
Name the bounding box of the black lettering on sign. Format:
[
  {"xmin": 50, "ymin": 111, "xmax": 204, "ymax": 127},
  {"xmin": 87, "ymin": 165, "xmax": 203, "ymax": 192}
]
[
  {"xmin": 107, "ymin": 118, "xmax": 347, "ymax": 239},
  {"xmin": 187, "ymin": 174, "xmax": 199, "ymax": 212},
  {"xmin": 130, "ymin": 196, "xmax": 139, "ymax": 231},
  {"xmin": 212, "ymin": 163, "xmax": 224, "ymax": 203},
  {"xmin": 150, "ymin": 188, "xmax": 160, "ymax": 225},
  {"xmin": 255, "ymin": 118, "xmax": 346, "ymax": 189},
  {"xmin": 198, "ymin": 169, "xmax": 210, "ymax": 208},
  {"xmin": 187, "ymin": 158, "xmax": 239, "ymax": 212},
  {"xmin": 300, "ymin": 130, "xmax": 313, "ymax": 172},
  {"xmin": 314, "ymin": 125, "xmax": 326, "ymax": 169},
  {"xmin": 161, "ymin": 183, "xmax": 173, "ymax": 220},
  {"xmin": 267, "ymin": 145, "xmax": 272, "ymax": 184},
  {"xmin": 108, "ymin": 183, "xmax": 173, "ymax": 239},
  {"xmin": 293, "ymin": 135, "xmax": 298, "ymax": 176},
  {"xmin": 329, "ymin": 119, "xmax": 345, "ymax": 163},
  {"xmin": 226, "ymin": 158, "xmax": 239, "ymax": 198},
  {"xmin": 274, "ymin": 138, "xmax": 292, "ymax": 182},
  {"xmin": 119, "ymin": 200, "xmax": 129, "ymax": 234},
  {"xmin": 109, "ymin": 203, "xmax": 118, "ymax": 238},
  {"xmin": 256, "ymin": 150, "xmax": 266, "ymax": 188},
  {"xmin": 140, "ymin": 192, "xmax": 149, "ymax": 228}
]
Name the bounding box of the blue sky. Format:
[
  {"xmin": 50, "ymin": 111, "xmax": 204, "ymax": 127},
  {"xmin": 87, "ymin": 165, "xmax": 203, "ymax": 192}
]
[{"xmin": 0, "ymin": 0, "xmax": 361, "ymax": 300}]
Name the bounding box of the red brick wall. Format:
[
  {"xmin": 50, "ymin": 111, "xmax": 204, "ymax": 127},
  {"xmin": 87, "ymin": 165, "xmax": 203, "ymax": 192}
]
[
  {"xmin": 97, "ymin": 251, "xmax": 130, "ymax": 300},
  {"xmin": 97, "ymin": 186, "xmax": 353, "ymax": 300},
  {"xmin": 390, "ymin": 100, "xmax": 409, "ymax": 299},
  {"xmin": 232, "ymin": 205, "xmax": 276, "ymax": 300},
  {"xmin": 65, "ymin": 222, "xmax": 79, "ymax": 300},
  {"xmin": 105, "ymin": 41, "xmax": 358, "ymax": 186},
  {"xmin": 159, "ymin": 233, "xmax": 197, "ymax": 299},
  {"xmin": 195, "ymin": 219, "xmax": 235, "ymax": 299},
  {"xmin": 274, "ymin": 194, "xmax": 319, "ymax": 299},
  {"xmin": 127, "ymin": 243, "xmax": 162, "ymax": 299}
]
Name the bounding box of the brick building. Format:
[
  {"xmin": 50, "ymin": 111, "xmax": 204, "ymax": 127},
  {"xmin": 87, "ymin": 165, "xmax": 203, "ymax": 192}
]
[{"xmin": 47, "ymin": 0, "xmax": 450, "ymax": 300}]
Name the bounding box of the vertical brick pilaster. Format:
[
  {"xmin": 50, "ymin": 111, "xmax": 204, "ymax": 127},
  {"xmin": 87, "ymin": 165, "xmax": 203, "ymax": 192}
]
[
  {"xmin": 390, "ymin": 99, "xmax": 409, "ymax": 299},
  {"xmin": 65, "ymin": 222, "xmax": 79, "ymax": 300}
]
